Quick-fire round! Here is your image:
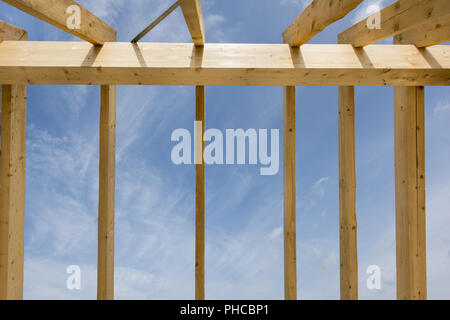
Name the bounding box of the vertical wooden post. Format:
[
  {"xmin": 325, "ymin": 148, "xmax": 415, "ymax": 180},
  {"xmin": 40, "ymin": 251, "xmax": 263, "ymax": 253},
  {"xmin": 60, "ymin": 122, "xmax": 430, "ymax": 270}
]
[
  {"xmin": 394, "ymin": 86, "xmax": 427, "ymax": 300},
  {"xmin": 338, "ymin": 86, "xmax": 358, "ymax": 300},
  {"xmin": 0, "ymin": 84, "xmax": 27, "ymax": 300},
  {"xmin": 97, "ymin": 85, "xmax": 116, "ymax": 300},
  {"xmin": 195, "ymin": 85, "xmax": 205, "ymax": 300},
  {"xmin": 0, "ymin": 86, "xmax": 2, "ymax": 164},
  {"xmin": 283, "ymin": 86, "xmax": 297, "ymax": 300}
]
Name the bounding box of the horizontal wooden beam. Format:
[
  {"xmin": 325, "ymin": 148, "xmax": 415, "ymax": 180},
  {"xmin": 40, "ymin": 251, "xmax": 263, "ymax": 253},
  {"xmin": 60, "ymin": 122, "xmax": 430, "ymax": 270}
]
[
  {"xmin": 2, "ymin": 0, "xmax": 116, "ymax": 44},
  {"xmin": 179, "ymin": 0, "xmax": 205, "ymax": 46},
  {"xmin": 0, "ymin": 42, "xmax": 448, "ymax": 86},
  {"xmin": 338, "ymin": 0, "xmax": 450, "ymax": 47},
  {"xmin": 283, "ymin": 0, "xmax": 363, "ymax": 46},
  {"xmin": 0, "ymin": 20, "xmax": 27, "ymax": 41},
  {"xmin": 395, "ymin": 14, "xmax": 450, "ymax": 47}
]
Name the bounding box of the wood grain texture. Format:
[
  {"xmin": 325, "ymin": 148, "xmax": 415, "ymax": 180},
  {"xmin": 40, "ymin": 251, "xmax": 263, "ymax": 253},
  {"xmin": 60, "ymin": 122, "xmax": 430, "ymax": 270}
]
[
  {"xmin": 195, "ymin": 85, "xmax": 205, "ymax": 300},
  {"xmin": 338, "ymin": 86, "xmax": 358, "ymax": 300},
  {"xmin": 395, "ymin": 14, "xmax": 450, "ymax": 47},
  {"xmin": 394, "ymin": 86, "xmax": 427, "ymax": 300},
  {"xmin": 0, "ymin": 84, "xmax": 26, "ymax": 300},
  {"xmin": 283, "ymin": 86, "xmax": 297, "ymax": 300},
  {"xmin": 0, "ymin": 21, "xmax": 27, "ymax": 41},
  {"xmin": 394, "ymin": 28, "xmax": 427, "ymax": 301},
  {"xmin": 97, "ymin": 85, "xmax": 116, "ymax": 300},
  {"xmin": 2, "ymin": 0, "xmax": 116, "ymax": 44},
  {"xmin": 283, "ymin": 0, "xmax": 363, "ymax": 46},
  {"xmin": 338, "ymin": 0, "xmax": 450, "ymax": 47},
  {"xmin": 0, "ymin": 21, "xmax": 26, "ymax": 301},
  {"xmin": 0, "ymin": 42, "xmax": 448, "ymax": 86},
  {"xmin": 0, "ymin": 21, "xmax": 27, "ymax": 181},
  {"xmin": 179, "ymin": 0, "xmax": 205, "ymax": 46}
]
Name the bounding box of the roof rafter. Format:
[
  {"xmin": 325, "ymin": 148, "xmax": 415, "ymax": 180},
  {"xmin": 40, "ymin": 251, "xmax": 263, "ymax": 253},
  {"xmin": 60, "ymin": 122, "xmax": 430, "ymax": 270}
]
[
  {"xmin": 0, "ymin": 41, "xmax": 448, "ymax": 86},
  {"xmin": 283, "ymin": 0, "xmax": 363, "ymax": 46},
  {"xmin": 338, "ymin": 0, "xmax": 450, "ymax": 47},
  {"xmin": 395, "ymin": 14, "xmax": 450, "ymax": 47},
  {"xmin": 1, "ymin": 0, "xmax": 116, "ymax": 44},
  {"xmin": 131, "ymin": 1, "xmax": 180, "ymax": 43},
  {"xmin": 0, "ymin": 20, "xmax": 27, "ymax": 41},
  {"xmin": 179, "ymin": 0, "xmax": 205, "ymax": 46}
]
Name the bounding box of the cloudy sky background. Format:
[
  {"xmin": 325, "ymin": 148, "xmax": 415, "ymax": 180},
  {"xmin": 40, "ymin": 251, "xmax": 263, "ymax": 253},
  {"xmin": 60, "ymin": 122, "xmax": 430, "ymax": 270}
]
[{"xmin": 1, "ymin": 0, "xmax": 449, "ymax": 299}]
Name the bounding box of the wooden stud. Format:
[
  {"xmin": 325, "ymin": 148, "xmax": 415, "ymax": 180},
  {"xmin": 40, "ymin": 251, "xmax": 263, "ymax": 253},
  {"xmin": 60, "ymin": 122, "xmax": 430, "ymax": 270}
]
[
  {"xmin": 2, "ymin": 0, "xmax": 116, "ymax": 44},
  {"xmin": 283, "ymin": 86, "xmax": 297, "ymax": 300},
  {"xmin": 0, "ymin": 42, "xmax": 449, "ymax": 86},
  {"xmin": 0, "ymin": 20, "xmax": 27, "ymax": 181},
  {"xmin": 394, "ymin": 86, "xmax": 427, "ymax": 300},
  {"xmin": 283, "ymin": 0, "xmax": 363, "ymax": 46},
  {"xmin": 97, "ymin": 85, "xmax": 116, "ymax": 300},
  {"xmin": 338, "ymin": 0, "xmax": 450, "ymax": 47},
  {"xmin": 338, "ymin": 86, "xmax": 358, "ymax": 300},
  {"xmin": 0, "ymin": 84, "xmax": 27, "ymax": 300},
  {"xmin": 393, "ymin": 32, "xmax": 427, "ymax": 301},
  {"xmin": 0, "ymin": 21, "xmax": 27, "ymax": 301},
  {"xmin": 0, "ymin": 86, "xmax": 2, "ymax": 165},
  {"xmin": 195, "ymin": 85, "xmax": 205, "ymax": 300}
]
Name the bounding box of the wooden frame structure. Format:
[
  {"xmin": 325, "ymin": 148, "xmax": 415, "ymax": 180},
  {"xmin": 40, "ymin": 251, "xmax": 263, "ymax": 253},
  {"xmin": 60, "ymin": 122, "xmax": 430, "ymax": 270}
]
[{"xmin": 0, "ymin": 0, "xmax": 449, "ymax": 300}]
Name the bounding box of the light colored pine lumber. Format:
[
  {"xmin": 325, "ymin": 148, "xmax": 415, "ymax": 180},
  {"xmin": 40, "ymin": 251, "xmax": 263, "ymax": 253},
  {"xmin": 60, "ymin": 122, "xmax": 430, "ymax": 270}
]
[
  {"xmin": 179, "ymin": 0, "xmax": 205, "ymax": 46},
  {"xmin": 0, "ymin": 20, "xmax": 27, "ymax": 174},
  {"xmin": 395, "ymin": 14, "xmax": 450, "ymax": 47},
  {"xmin": 338, "ymin": 86, "xmax": 358, "ymax": 300},
  {"xmin": 393, "ymin": 31, "xmax": 427, "ymax": 301},
  {"xmin": 195, "ymin": 85, "xmax": 205, "ymax": 300},
  {"xmin": 0, "ymin": 21, "xmax": 26, "ymax": 301},
  {"xmin": 97, "ymin": 85, "xmax": 116, "ymax": 300},
  {"xmin": 338, "ymin": 0, "xmax": 450, "ymax": 47},
  {"xmin": 283, "ymin": 0, "xmax": 363, "ymax": 46},
  {"xmin": 283, "ymin": 86, "xmax": 297, "ymax": 300},
  {"xmin": 0, "ymin": 84, "xmax": 27, "ymax": 300},
  {"xmin": 0, "ymin": 42, "xmax": 449, "ymax": 86},
  {"xmin": 2, "ymin": 0, "xmax": 116, "ymax": 44},
  {"xmin": 394, "ymin": 86, "xmax": 427, "ymax": 300}
]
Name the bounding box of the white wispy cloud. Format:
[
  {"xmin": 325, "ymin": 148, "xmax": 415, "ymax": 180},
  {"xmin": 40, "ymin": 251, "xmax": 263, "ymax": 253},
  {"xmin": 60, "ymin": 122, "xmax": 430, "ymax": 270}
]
[
  {"xmin": 312, "ymin": 177, "xmax": 329, "ymax": 197},
  {"xmin": 432, "ymin": 99, "xmax": 450, "ymax": 117},
  {"xmin": 351, "ymin": 0, "xmax": 387, "ymax": 24},
  {"xmin": 266, "ymin": 227, "xmax": 283, "ymax": 241}
]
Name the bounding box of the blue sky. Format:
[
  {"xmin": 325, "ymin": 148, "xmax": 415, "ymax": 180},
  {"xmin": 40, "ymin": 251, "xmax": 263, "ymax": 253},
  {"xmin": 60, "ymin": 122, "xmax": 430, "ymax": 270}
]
[{"xmin": 1, "ymin": 0, "xmax": 449, "ymax": 299}]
